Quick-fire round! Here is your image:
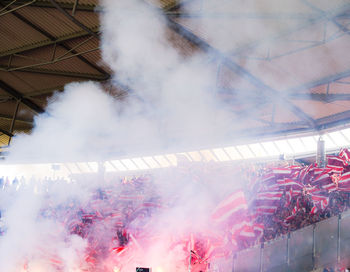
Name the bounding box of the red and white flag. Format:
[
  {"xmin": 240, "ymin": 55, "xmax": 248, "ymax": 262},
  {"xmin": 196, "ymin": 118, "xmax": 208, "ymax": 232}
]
[
  {"xmin": 339, "ymin": 149, "xmax": 350, "ymax": 164},
  {"xmin": 338, "ymin": 172, "xmax": 350, "ymax": 192},
  {"xmin": 212, "ymin": 190, "xmax": 248, "ymax": 223},
  {"xmin": 277, "ymin": 178, "xmax": 304, "ymax": 191},
  {"xmin": 310, "ymin": 193, "xmax": 329, "ymax": 210}
]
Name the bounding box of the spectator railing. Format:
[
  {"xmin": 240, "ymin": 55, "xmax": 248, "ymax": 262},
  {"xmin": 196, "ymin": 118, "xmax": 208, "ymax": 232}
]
[{"xmin": 233, "ymin": 210, "xmax": 350, "ymax": 272}]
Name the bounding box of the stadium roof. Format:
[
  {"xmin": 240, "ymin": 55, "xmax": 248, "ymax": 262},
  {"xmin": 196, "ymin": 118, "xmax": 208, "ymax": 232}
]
[{"xmin": 1, "ymin": 0, "xmax": 350, "ymax": 155}]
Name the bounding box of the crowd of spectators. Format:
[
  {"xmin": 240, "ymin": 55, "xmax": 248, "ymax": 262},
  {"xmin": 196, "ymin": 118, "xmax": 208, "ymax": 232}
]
[
  {"xmin": 256, "ymin": 190, "xmax": 350, "ymax": 243},
  {"xmin": 232, "ymin": 149, "xmax": 350, "ymax": 248},
  {"xmin": 1, "ymin": 150, "xmax": 350, "ymax": 271}
]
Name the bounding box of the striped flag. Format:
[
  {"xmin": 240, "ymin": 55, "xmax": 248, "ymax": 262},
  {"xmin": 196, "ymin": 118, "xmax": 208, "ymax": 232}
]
[
  {"xmin": 256, "ymin": 205, "xmax": 278, "ymax": 215},
  {"xmin": 271, "ymin": 168, "xmax": 292, "ymax": 175},
  {"xmin": 211, "ymin": 190, "xmax": 248, "ymax": 223},
  {"xmin": 311, "ymin": 170, "xmax": 332, "ymax": 186},
  {"xmin": 310, "ymin": 206, "xmax": 318, "ymax": 215},
  {"xmin": 310, "ymin": 193, "xmax": 329, "ymax": 210},
  {"xmin": 321, "ymin": 182, "xmax": 337, "ymax": 192},
  {"xmin": 339, "ymin": 149, "xmax": 350, "ymax": 164},
  {"xmin": 238, "ymin": 224, "xmax": 256, "ymax": 239},
  {"xmin": 300, "ymin": 163, "xmax": 314, "ymax": 183},
  {"xmin": 327, "ymin": 155, "xmax": 346, "ymax": 168},
  {"xmin": 255, "ymin": 191, "xmax": 283, "ymax": 212},
  {"xmin": 276, "ymin": 178, "xmax": 304, "ymax": 191},
  {"xmin": 338, "ymin": 172, "xmax": 350, "ymax": 192}
]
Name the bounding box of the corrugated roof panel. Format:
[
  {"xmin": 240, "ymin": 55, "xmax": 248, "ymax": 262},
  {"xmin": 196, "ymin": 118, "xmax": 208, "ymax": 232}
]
[
  {"xmin": 0, "ymin": 71, "xmax": 36, "ymax": 93},
  {"xmin": 73, "ymin": 10, "xmax": 100, "ymax": 29},
  {"xmin": 174, "ymin": 13, "xmax": 302, "ymax": 52},
  {"xmin": 331, "ymin": 79, "xmax": 350, "ymax": 94},
  {"xmin": 310, "ymin": 85, "xmax": 327, "ymax": 94},
  {"xmin": 0, "ymin": 118, "xmax": 10, "ymax": 131},
  {"xmin": 239, "ymin": 57, "xmax": 298, "ymax": 92},
  {"xmin": 65, "ymin": 33, "xmax": 99, "ymax": 45},
  {"xmin": 76, "ymin": 51, "xmax": 101, "ymax": 67},
  {"xmin": 182, "ymin": 0, "xmax": 315, "ymax": 14},
  {"xmin": 0, "ymin": 70, "xmax": 76, "ymax": 95},
  {"xmin": 56, "ymin": 0, "xmax": 98, "ymax": 5},
  {"xmin": 0, "ymin": 56, "xmax": 10, "ymax": 66},
  {"xmin": 64, "ymin": 35, "xmax": 100, "ymax": 51},
  {"xmin": 16, "ymin": 7, "xmax": 79, "ymax": 38},
  {"xmin": 65, "ymin": 38, "xmax": 110, "ymax": 73},
  {"xmin": 15, "ymin": 104, "xmax": 36, "ymax": 121},
  {"xmin": 217, "ymin": 62, "xmax": 260, "ymax": 90},
  {"xmin": 13, "ymin": 122, "xmax": 33, "ymax": 133},
  {"xmin": 8, "ymin": 45, "xmax": 101, "ymax": 74},
  {"xmin": 0, "ymin": 99, "xmax": 24, "ymax": 117},
  {"xmin": 12, "ymin": 103, "xmax": 34, "ymax": 122},
  {"xmin": 38, "ymin": 55, "xmax": 101, "ymax": 73},
  {"xmin": 16, "ymin": 7, "xmax": 99, "ymax": 39},
  {"xmin": 145, "ymin": 0, "xmax": 177, "ymax": 9},
  {"xmin": 1, "ymin": 115, "xmax": 27, "ymax": 131},
  {"xmin": 166, "ymin": 27, "xmax": 203, "ymax": 57},
  {"xmin": 0, "ymin": 133, "xmax": 9, "ymax": 146},
  {"xmin": 260, "ymin": 35, "xmax": 350, "ymax": 92},
  {"xmin": 230, "ymin": 36, "xmax": 350, "ymax": 94},
  {"xmin": 307, "ymin": 0, "xmax": 350, "ymax": 12},
  {"xmin": 271, "ymin": 103, "xmax": 302, "ymax": 123},
  {"xmin": 0, "ymin": 13, "xmax": 49, "ymax": 54},
  {"xmin": 292, "ymin": 100, "xmax": 350, "ymax": 119},
  {"xmin": 79, "ymin": 51, "xmax": 114, "ymax": 74}
]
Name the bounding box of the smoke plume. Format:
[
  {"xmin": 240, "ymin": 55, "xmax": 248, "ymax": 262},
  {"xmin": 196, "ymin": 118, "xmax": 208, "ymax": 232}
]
[{"xmin": 2, "ymin": 0, "xmax": 346, "ymax": 271}]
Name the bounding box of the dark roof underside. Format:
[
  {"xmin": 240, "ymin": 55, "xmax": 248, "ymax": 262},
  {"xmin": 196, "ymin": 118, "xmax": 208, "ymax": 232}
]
[{"xmin": 1, "ymin": 0, "xmax": 350, "ymax": 154}]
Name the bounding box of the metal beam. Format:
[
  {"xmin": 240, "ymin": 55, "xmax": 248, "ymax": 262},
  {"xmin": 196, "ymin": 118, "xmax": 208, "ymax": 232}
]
[
  {"xmin": 24, "ymin": 86, "xmax": 63, "ymax": 98},
  {"xmin": 0, "ymin": 0, "xmax": 99, "ymax": 12},
  {"xmin": 0, "ymin": 1, "xmax": 101, "ymax": 62},
  {"xmin": 0, "ymin": 80, "xmax": 44, "ymax": 114},
  {"xmin": 72, "ymin": 0, "xmax": 79, "ymax": 16},
  {"xmin": 289, "ymin": 93, "xmax": 350, "ymax": 102},
  {"xmin": 0, "ymin": 114, "xmax": 32, "ymax": 125},
  {"xmin": 219, "ymin": 88, "xmax": 350, "ymax": 103},
  {"xmin": 48, "ymin": 0, "xmax": 99, "ymax": 39},
  {"xmin": 165, "ymin": 17, "xmax": 317, "ymax": 128},
  {"xmin": 167, "ymin": 11, "xmax": 319, "ymax": 20},
  {"xmin": 287, "ymin": 69, "xmax": 350, "ymax": 93},
  {"xmin": 24, "ymin": 11, "xmax": 108, "ymax": 77},
  {"xmin": 0, "ymin": 65, "xmax": 108, "ymax": 80},
  {"xmin": 0, "ymin": 128, "xmax": 13, "ymax": 138},
  {"xmin": 300, "ymin": 0, "xmax": 350, "ymax": 37},
  {"xmin": 164, "ymin": 0, "xmax": 197, "ymax": 12},
  {"xmin": 25, "ymin": 1, "xmax": 108, "ymax": 77},
  {"xmin": 316, "ymin": 110, "xmax": 350, "ymax": 130},
  {"xmin": 0, "ymin": 84, "xmax": 64, "ymax": 100},
  {"xmin": 229, "ymin": 3, "xmax": 350, "ymax": 58},
  {"xmin": 0, "ymin": 45, "xmax": 101, "ymax": 72},
  {"xmin": 0, "ymin": 28, "xmax": 99, "ymax": 58},
  {"xmin": 0, "ymin": 0, "xmax": 36, "ymax": 17},
  {"xmin": 8, "ymin": 99, "xmax": 20, "ymax": 145},
  {"xmin": 0, "ymin": 1, "xmax": 102, "ymax": 75}
]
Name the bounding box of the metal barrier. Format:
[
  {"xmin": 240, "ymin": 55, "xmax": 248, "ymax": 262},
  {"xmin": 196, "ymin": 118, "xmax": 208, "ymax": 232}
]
[{"xmin": 232, "ymin": 210, "xmax": 350, "ymax": 272}]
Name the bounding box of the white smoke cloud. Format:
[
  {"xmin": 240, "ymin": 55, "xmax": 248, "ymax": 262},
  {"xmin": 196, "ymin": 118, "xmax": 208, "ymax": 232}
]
[
  {"xmin": 100, "ymin": 0, "xmax": 234, "ymax": 149},
  {"xmin": 0, "ymin": 0, "xmax": 253, "ymax": 270},
  {"xmin": 1, "ymin": 0, "xmax": 337, "ymax": 271}
]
